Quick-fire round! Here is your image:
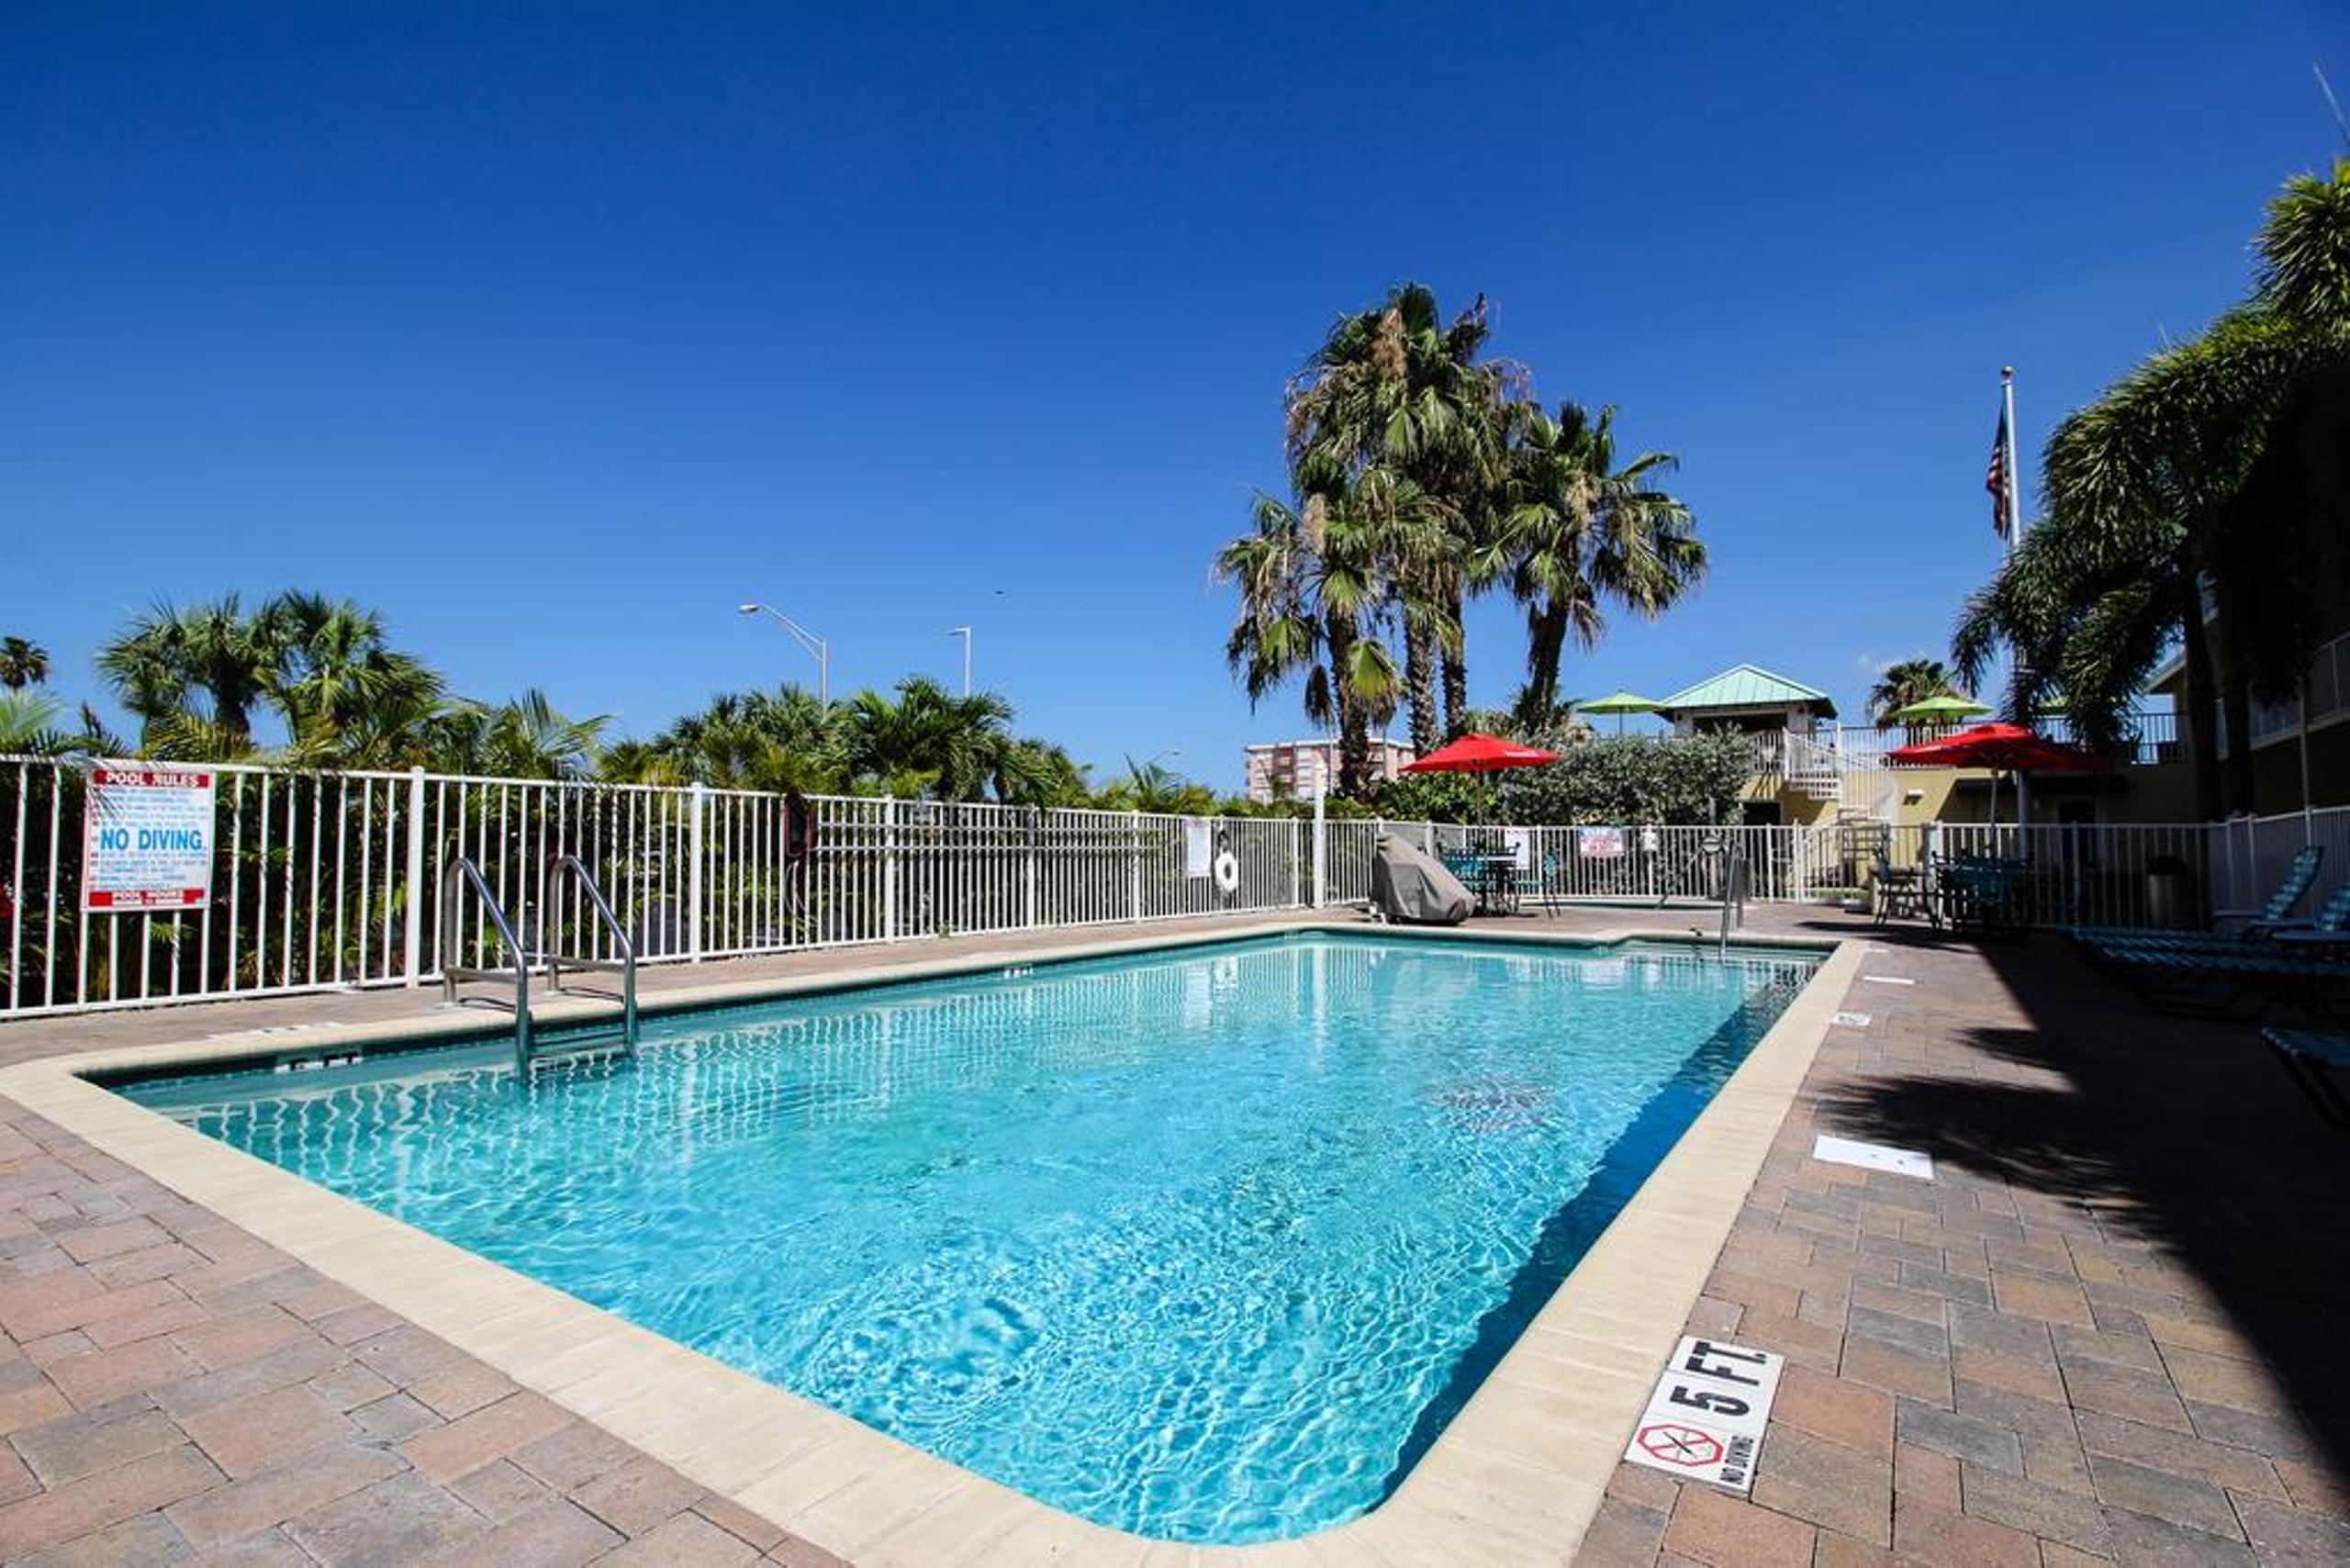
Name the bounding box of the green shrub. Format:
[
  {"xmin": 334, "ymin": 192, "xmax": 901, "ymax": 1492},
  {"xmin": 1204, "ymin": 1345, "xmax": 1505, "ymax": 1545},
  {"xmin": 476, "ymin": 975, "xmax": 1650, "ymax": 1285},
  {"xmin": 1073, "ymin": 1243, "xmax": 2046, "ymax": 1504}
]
[{"xmin": 1497, "ymin": 733, "xmax": 1750, "ymax": 825}]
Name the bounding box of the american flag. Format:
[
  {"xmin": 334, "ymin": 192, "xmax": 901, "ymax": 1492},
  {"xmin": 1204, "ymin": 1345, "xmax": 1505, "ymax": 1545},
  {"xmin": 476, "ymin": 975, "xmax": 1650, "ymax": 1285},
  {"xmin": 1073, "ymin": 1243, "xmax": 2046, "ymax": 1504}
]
[{"xmin": 1985, "ymin": 404, "xmax": 2012, "ymax": 540}]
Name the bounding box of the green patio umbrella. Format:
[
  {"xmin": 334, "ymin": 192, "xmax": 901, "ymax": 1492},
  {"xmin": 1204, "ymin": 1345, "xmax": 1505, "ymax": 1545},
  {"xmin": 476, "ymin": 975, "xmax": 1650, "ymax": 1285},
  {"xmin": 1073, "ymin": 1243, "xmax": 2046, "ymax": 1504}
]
[
  {"xmin": 1888, "ymin": 693, "xmax": 1991, "ymax": 725},
  {"xmin": 1576, "ymin": 689, "xmax": 1662, "ymax": 734}
]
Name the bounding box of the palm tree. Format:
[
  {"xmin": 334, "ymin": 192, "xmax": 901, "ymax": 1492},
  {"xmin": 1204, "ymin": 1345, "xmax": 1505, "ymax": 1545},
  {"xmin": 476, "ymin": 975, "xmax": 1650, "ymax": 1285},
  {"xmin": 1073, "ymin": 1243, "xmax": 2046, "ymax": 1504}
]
[
  {"xmin": 1954, "ymin": 160, "xmax": 2350, "ymax": 818},
  {"xmin": 1095, "ymin": 756, "xmax": 1214, "ymax": 814},
  {"xmin": 0, "ymin": 692, "xmax": 71, "ymax": 755},
  {"xmin": 1868, "ymin": 658, "xmax": 1964, "ymax": 725},
  {"xmin": 624, "ymin": 686, "xmax": 842, "ymax": 791},
  {"xmin": 263, "ymin": 593, "xmax": 443, "ymax": 756},
  {"xmin": 833, "ymin": 678, "xmax": 1031, "ymax": 802},
  {"xmin": 1215, "ymin": 491, "xmax": 1398, "ymax": 797},
  {"xmin": 0, "ymin": 638, "xmax": 49, "ymax": 690},
  {"xmin": 96, "ymin": 595, "xmax": 283, "ymax": 751},
  {"xmin": 1497, "ymin": 402, "xmax": 1705, "ymax": 726},
  {"xmin": 1283, "ymin": 285, "xmax": 1517, "ymax": 747},
  {"xmin": 433, "ymin": 690, "xmax": 609, "ymax": 780}
]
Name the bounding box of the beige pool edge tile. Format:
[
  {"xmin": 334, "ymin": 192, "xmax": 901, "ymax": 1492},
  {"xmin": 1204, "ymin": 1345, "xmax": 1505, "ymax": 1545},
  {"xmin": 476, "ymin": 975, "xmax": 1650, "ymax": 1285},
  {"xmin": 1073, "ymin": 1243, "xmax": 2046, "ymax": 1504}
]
[{"xmin": 0, "ymin": 921, "xmax": 1859, "ymax": 1566}]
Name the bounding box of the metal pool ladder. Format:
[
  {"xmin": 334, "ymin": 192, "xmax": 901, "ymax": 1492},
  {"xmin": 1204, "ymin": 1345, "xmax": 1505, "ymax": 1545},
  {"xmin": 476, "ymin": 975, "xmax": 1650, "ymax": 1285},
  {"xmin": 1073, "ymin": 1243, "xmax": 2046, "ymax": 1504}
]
[
  {"xmin": 440, "ymin": 856, "xmax": 638, "ymax": 1072},
  {"xmin": 1717, "ymin": 850, "xmax": 1749, "ymax": 956}
]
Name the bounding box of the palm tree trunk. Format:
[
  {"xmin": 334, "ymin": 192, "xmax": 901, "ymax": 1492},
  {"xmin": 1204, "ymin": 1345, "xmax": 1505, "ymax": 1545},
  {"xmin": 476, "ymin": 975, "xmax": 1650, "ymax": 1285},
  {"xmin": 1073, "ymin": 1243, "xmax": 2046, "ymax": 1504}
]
[
  {"xmin": 1326, "ymin": 613, "xmax": 1370, "ymax": 797},
  {"xmin": 1440, "ymin": 583, "xmax": 1470, "ymax": 739},
  {"xmin": 1523, "ymin": 599, "xmax": 1569, "ymax": 720},
  {"xmin": 2177, "ymin": 582, "xmax": 2223, "ymax": 822},
  {"xmin": 1402, "ymin": 622, "xmax": 1439, "ymax": 756}
]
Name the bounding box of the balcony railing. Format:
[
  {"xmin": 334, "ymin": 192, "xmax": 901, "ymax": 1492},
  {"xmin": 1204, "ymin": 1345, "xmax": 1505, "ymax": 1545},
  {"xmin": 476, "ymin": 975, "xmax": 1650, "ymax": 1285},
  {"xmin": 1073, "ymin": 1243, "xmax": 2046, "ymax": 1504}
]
[{"xmin": 1740, "ymin": 712, "xmax": 2182, "ymax": 780}]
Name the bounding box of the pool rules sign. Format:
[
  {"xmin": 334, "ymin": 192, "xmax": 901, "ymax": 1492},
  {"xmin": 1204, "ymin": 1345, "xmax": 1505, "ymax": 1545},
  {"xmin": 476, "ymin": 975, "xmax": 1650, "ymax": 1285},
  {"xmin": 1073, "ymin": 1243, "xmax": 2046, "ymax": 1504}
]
[
  {"xmin": 1623, "ymin": 1337, "xmax": 1785, "ymax": 1493},
  {"xmin": 81, "ymin": 766, "xmax": 216, "ymax": 913}
]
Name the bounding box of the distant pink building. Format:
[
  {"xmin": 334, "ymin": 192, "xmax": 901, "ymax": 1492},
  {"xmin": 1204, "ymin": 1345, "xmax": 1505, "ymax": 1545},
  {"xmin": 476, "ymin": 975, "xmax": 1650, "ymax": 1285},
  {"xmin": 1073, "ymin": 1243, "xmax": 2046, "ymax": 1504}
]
[{"xmin": 1242, "ymin": 736, "xmax": 1416, "ymax": 802}]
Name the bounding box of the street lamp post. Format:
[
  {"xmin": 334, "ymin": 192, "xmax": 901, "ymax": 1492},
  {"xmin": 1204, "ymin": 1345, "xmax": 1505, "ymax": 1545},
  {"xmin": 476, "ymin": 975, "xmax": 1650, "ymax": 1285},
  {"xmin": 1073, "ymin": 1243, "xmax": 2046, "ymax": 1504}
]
[
  {"xmin": 946, "ymin": 626, "xmax": 972, "ymax": 697},
  {"xmin": 737, "ymin": 603, "xmax": 828, "ymax": 707}
]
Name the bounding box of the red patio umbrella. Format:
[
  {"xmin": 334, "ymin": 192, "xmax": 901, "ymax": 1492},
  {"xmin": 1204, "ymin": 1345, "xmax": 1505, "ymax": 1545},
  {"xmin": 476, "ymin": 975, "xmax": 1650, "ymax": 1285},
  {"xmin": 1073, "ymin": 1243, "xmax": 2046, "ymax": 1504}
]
[
  {"xmin": 1399, "ymin": 732, "xmax": 1562, "ymax": 773},
  {"xmin": 1887, "ymin": 722, "xmax": 2106, "ymax": 823},
  {"xmin": 1886, "ymin": 722, "xmax": 2106, "ymax": 773}
]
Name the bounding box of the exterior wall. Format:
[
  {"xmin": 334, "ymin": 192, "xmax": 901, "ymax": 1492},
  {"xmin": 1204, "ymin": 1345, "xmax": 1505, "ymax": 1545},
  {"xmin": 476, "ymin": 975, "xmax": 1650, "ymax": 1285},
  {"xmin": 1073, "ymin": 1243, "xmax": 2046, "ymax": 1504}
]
[
  {"xmin": 1242, "ymin": 737, "xmax": 1416, "ymax": 803},
  {"xmin": 1740, "ymin": 754, "xmax": 2212, "ymax": 828}
]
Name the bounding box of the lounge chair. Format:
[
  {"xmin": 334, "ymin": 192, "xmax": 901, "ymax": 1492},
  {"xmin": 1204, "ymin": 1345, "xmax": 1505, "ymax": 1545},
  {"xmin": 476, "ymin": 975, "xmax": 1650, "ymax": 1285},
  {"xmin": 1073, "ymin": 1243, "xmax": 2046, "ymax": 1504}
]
[
  {"xmin": 2262, "ymin": 1029, "xmax": 2350, "ymax": 1129},
  {"xmin": 2081, "ymin": 884, "xmax": 2350, "ymax": 966},
  {"xmin": 2101, "ymin": 943, "xmax": 2350, "ymax": 1019},
  {"xmin": 2070, "ymin": 844, "xmax": 2324, "ymax": 948},
  {"xmin": 2216, "ymin": 844, "xmax": 2326, "ymax": 927}
]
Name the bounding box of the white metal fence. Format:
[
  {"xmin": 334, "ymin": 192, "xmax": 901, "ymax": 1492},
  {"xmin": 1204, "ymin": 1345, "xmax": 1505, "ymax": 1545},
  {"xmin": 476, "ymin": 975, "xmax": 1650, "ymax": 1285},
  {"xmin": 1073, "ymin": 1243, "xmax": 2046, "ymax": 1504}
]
[
  {"xmin": 0, "ymin": 758, "xmax": 1313, "ymax": 1018},
  {"xmin": 9, "ymin": 754, "xmax": 2341, "ymax": 1020}
]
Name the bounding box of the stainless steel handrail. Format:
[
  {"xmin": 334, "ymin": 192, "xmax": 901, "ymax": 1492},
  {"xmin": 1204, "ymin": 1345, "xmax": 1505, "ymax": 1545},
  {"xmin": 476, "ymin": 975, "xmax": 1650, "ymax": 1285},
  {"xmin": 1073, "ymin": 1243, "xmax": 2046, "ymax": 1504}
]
[
  {"xmin": 441, "ymin": 856, "xmax": 532, "ymax": 1068},
  {"xmin": 539, "ymin": 854, "xmax": 638, "ymax": 1056},
  {"xmin": 1718, "ymin": 850, "xmax": 1748, "ymax": 956}
]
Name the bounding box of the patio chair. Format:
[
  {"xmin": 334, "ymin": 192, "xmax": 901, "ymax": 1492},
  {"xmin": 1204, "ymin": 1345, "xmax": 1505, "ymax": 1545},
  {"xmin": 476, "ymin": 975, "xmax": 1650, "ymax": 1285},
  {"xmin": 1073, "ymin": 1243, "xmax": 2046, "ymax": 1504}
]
[
  {"xmin": 2261, "ymin": 1028, "xmax": 2350, "ymax": 1130},
  {"xmin": 1513, "ymin": 851, "xmax": 1561, "ymax": 916},
  {"xmin": 1938, "ymin": 855, "xmax": 2038, "ymax": 938},
  {"xmin": 1870, "ymin": 852, "xmax": 1930, "ymax": 927}
]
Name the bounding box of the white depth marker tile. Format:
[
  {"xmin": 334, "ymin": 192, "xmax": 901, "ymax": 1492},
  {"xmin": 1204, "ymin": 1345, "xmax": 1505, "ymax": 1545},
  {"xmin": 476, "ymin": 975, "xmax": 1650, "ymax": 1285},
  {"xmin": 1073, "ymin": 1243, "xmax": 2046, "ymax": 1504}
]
[
  {"xmin": 1623, "ymin": 1336, "xmax": 1785, "ymax": 1492},
  {"xmin": 1862, "ymin": 974, "xmax": 1915, "ymax": 986},
  {"xmin": 1830, "ymin": 1011, "xmax": 1872, "ymax": 1028},
  {"xmin": 1812, "ymin": 1134, "xmax": 1933, "ymax": 1181}
]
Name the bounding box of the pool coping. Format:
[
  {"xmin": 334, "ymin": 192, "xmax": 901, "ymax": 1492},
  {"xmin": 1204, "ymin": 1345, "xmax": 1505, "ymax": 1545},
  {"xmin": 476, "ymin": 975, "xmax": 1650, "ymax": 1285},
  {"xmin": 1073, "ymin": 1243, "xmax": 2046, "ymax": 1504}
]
[{"xmin": 0, "ymin": 917, "xmax": 1861, "ymax": 1566}]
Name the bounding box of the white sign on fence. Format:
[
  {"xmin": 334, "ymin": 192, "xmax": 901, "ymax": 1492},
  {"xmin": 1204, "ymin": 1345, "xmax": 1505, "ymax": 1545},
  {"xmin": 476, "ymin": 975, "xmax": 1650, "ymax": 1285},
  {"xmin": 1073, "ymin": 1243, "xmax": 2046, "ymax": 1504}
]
[
  {"xmin": 1502, "ymin": 827, "xmax": 1530, "ymax": 869},
  {"xmin": 81, "ymin": 765, "xmax": 216, "ymax": 913},
  {"xmin": 1183, "ymin": 819, "xmax": 1213, "ymax": 879},
  {"xmin": 1623, "ymin": 1336, "xmax": 1785, "ymax": 1493}
]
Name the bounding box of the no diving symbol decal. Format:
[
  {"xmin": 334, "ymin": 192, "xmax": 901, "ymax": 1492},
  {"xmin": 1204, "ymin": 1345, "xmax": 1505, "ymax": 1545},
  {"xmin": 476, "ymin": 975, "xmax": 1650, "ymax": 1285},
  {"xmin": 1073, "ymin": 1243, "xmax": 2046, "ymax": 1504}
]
[
  {"xmin": 1623, "ymin": 1336, "xmax": 1785, "ymax": 1492},
  {"xmin": 1636, "ymin": 1423, "xmax": 1722, "ymax": 1468}
]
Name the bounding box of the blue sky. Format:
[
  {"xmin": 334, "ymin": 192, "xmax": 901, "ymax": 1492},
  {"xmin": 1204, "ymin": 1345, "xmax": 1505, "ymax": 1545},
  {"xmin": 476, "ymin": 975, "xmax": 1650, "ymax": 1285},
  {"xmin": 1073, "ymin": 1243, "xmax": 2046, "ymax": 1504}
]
[{"xmin": 5, "ymin": 3, "xmax": 2342, "ymax": 788}]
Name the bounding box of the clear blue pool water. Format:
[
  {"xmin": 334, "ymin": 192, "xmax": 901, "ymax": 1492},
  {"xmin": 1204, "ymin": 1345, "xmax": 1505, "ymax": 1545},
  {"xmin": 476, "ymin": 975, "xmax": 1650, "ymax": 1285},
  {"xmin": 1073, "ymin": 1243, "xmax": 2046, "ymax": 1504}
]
[{"xmin": 123, "ymin": 932, "xmax": 1817, "ymax": 1544}]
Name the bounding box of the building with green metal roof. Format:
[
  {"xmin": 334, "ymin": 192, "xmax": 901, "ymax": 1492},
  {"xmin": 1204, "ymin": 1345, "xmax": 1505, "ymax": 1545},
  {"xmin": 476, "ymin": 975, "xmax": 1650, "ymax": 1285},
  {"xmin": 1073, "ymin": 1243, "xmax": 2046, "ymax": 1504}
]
[{"xmin": 1655, "ymin": 664, "xmax": 1839, "ymax": 731}]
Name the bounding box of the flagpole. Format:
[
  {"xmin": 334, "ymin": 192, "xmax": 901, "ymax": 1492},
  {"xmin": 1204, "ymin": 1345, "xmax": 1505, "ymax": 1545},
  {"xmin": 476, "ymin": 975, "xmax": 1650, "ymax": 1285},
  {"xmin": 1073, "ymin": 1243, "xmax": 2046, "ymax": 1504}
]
[
  {"xmin": 2004, "ymin": 364, "xmax": 2031, "ymax": 833},
  {"xmin": 2001, "ymin": 366, "xmax": 2020, "ymax": 559}
]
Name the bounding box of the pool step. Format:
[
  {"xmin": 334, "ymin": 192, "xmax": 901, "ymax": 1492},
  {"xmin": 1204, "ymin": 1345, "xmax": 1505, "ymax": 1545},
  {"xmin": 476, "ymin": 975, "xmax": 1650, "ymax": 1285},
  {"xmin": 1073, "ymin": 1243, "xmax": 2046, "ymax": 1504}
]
[{"xmin": 526, "ymin": 1026, "xmax": 635, "ymax": 1070}]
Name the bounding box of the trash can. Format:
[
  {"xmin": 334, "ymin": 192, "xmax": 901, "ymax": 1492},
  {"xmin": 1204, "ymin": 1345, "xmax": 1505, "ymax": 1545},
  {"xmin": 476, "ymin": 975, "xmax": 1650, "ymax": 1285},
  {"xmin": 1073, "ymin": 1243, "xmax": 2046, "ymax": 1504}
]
[{"xmin": 2144, "ymin": 855, "xmax": 2191, "ymax": 929}]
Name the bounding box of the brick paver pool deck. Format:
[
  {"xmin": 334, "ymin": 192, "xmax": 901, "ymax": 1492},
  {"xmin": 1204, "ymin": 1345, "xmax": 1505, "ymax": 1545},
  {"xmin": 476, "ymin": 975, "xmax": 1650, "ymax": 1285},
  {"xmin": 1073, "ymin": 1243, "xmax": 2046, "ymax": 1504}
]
[{"xmin": 0, "ymin": 907, "xmax": 2344, "ymax": 1563}]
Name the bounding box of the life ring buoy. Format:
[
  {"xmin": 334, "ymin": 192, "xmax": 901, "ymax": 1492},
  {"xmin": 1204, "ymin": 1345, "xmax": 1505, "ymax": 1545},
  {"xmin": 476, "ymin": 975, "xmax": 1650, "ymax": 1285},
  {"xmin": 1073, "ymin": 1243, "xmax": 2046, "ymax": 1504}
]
[{"xmin": 1212, "ymin": 850, "xmax": 1241, "ymax": 896}]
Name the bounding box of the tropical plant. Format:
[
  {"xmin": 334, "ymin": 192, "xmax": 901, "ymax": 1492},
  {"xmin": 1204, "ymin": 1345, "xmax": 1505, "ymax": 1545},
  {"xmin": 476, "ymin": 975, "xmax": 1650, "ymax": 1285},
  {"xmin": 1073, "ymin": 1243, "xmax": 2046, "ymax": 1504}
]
[
  {"xmin": 1369, "ymin": 769, "xmax": 1498, "ymax": 824},
  {"xmin": 1093, "ymin": 756, "xmax": 1215, "ymax": 814},
  {"xmin": 1953, "ymin": 159, "xmax": 2350, "ymax": 817},
  {"xmin": 96, "ymin": 594, "xmax": 282, "ymax": 750},
  {"xmin": 433, "ymin": 690, "xmax": 610, "ymax": 780},
  {"xmin": 618, "ymin": 686, "xmax": 843, "ymax": 791},
  {"xmin": 264, "ymin": 593, "xmax": 445, "ymax": 757},
  {"xmin": 1495, "ymin": 402, "xmax": 1704, "ymax": 724},
  {"xmin": 1282, "ymin": 285, "xmax": 1518, "ymax": 748},
  {"xmin": 1496, "ymin": 732, "xmax": 1751, "ymax": 826},
  {"xmin": 1867, "ymin": 658, "xmax": 1964, "ymax": 724},
  {"xmin": 93, "ymin": 591, "xmax": 452, "ymax": 765},
  {"xmin": 1215, "ymin": 490, "xmax": 1399, "ymax": 797},
  {"xmin": 0, "ymin": 691, "xmax": 71, "ymax": 756},
  {"xmin": 0, "ymin": 638, "xmax": 49, "ymax": 690}
]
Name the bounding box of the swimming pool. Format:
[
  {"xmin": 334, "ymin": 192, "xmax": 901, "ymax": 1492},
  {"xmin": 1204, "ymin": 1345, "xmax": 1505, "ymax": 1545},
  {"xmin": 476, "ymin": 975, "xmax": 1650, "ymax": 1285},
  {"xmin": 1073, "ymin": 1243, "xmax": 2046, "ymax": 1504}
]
[{"xmin": 118, "ymin": 930, "xmax": 1818, "ymax": 1544}]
